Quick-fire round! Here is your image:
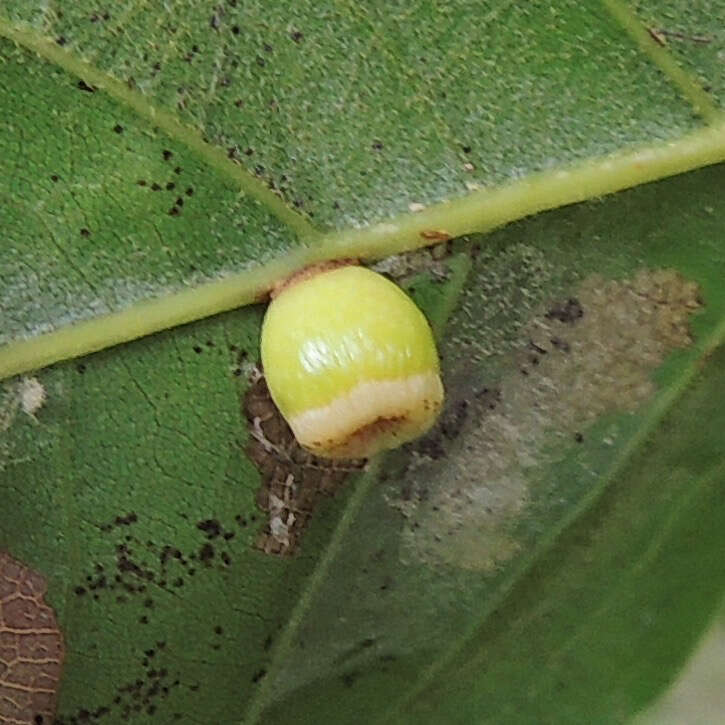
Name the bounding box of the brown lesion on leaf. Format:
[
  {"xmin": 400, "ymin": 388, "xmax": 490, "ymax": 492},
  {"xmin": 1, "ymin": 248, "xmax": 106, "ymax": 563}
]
[
  {"xmin": 244, "ymin": 374, "xmax": 365, "ymax": 556},
  {"xmin": 517, "ymin": 268, "xmax": 703, "ymax": 415},
  {"xmin": 391, "ymin": 267, "xmax": 703, "ymax": 571},
  {"xmin": 0, "ymin": 551, "xmax": 65, "ymax": 724}
]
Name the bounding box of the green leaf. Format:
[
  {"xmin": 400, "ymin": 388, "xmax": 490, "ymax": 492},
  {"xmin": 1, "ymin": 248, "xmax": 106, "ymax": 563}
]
[{"xmin": 1, "ymin": 2, "xmax": 724, "ymax": 724}]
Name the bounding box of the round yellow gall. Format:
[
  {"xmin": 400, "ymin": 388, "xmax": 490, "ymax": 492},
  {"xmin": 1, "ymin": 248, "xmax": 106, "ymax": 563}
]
[{"xmin": 260, "ymin": 265, "xmax": 444, "ymax": 458}]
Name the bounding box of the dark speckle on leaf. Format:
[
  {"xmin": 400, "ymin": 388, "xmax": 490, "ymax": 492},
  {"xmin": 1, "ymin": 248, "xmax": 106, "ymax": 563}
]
[
  {"xmin": 291, "ymin": 30, "xmax": 304, "ymax": 43},
  {"xmin": 50, "ymin": 174, "xmax": 59, "ymax": 182},
  {"xmin": 441, "ymin": 399, "xmax": 469, "ymax": 440},
  {"xmin": 199, "ymin": 543, "xmax": 214, "ymax": 564},
  {"xmin": 80, "ymin": 228, "xmax": 90, "ymax": 238},
  {"xmin": 162, "ymin": 149, "xmax": 173, "ymax": 161},
  {"xmin": 197, "ymin": 519, "xmax": 221, "ymax": 539},
  {"xmin": 341, "ymin": 671, "xmax": 359, "ymax": 687},
  {"xmin": 550, "ymin": 336, "xmax": 571, "ymax": 353},
  {"xmin": 77, "ymin": 79, "xmax": 96, "ymax": 92},
  {"xmin": 113, "ymin": 124, "xmax": 124, "ymax": 134},
  {"xmin": 546, "ymin": 297, "xmax": 584, "ymax": 324}
]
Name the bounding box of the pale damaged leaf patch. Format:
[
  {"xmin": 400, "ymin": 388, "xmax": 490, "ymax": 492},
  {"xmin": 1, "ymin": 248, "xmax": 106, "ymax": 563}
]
[
  {"xmin": 0, "ymin": 551, "xmax": 65, "ymax": 725},
  {"xmin": 0, "ymin": 377, "xmax": 48, "ymax": 471},
  {"xmin": 392, "ymin": 268, "xmax": 702, "ymax": 571}
]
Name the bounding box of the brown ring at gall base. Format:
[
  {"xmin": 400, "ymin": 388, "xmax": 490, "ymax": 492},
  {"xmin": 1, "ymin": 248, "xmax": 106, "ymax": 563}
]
[
  {"xmin": 269, "ymin": 258, "xmax": 359, "ymax": 298},
  {"xmin": 289, "ymin": 373, "xmax": 444, "ymax": 459},
  {"xmin": 307, "ymin": 414, "xmax": 407, "ymax": 460}
]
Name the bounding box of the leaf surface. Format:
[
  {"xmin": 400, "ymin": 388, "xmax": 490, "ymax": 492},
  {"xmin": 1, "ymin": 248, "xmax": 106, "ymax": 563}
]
[{"xmin": 1, "ymin": 2, "xmax": 724, "ymax": 724}]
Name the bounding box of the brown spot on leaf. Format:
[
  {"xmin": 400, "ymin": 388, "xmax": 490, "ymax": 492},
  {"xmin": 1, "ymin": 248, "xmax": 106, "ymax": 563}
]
[
  {"xmin": 244, "ymin": 375, "xmax": 364, "ymax": 556},
  {"xmin": 545, "ymin": 297, "xmax": 584, "ymax": 324},
  {"xmin": 0, "ymin": 551, "xmax": 65, "ymax": 724}
]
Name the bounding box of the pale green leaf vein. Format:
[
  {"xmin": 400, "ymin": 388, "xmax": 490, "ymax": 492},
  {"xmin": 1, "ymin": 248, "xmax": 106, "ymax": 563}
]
[
  {"xmin": 0, "ymin": 17, "xmax": 319, "ymax": 241},
  {"xmin": 1, "ymin": 120, "xmax": 724, "ymax": 381},
  {"xmin": 522, "ymin": 460, "xmax": 725, "ymax": 707},
  {"xmin": 240, "ymin": 462, "xmax": 380, "ymax": 725},
  {"xmin": 601, "ymin": 0, "xmax": 721, "ymax": 123}
]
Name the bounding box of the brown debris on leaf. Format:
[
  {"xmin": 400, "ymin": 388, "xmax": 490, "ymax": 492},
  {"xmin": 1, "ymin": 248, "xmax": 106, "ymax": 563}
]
[
  {"xmin": 244, "ymin": 374, "xmax": 365, "ymax": 556},
  {"xmin": 0, "ymin": 551, "xmax": 65, "ymax": 724}
]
